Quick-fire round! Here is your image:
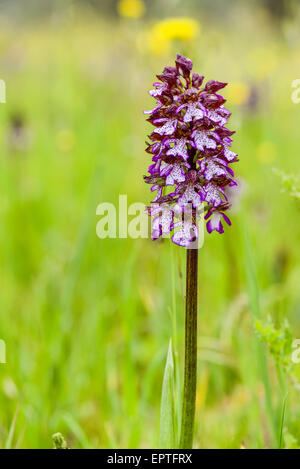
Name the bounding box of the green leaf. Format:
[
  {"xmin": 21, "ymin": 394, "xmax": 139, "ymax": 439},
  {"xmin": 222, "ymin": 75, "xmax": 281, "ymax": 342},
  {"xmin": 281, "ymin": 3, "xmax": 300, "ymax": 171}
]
[{"xmin": 159, "ymin": 339, "xmax": 176, "ymax": 449}]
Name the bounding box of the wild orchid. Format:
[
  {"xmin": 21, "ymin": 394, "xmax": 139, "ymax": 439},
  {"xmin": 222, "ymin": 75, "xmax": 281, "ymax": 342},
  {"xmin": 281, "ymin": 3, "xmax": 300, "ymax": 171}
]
[
  {"xmin": 144, "ymin": 55, "xmax": 238, "ymax": 449},
  {"xmin": 144, "ymin": 54, "xmax": 238, "ymax": 247}
]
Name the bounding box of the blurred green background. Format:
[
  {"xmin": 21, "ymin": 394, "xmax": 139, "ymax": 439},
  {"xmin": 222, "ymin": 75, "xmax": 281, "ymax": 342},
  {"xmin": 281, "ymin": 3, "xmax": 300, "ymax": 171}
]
[{"xmin": 1, "ymin": 0, "xmax": 300, "ymax": 449}]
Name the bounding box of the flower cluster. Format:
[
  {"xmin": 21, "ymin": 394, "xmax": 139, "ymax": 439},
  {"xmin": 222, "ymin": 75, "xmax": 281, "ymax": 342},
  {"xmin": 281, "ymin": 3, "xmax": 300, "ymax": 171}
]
[{"xmin": 144, "ymin": 54, "xmax": 238, "ymax": 247}]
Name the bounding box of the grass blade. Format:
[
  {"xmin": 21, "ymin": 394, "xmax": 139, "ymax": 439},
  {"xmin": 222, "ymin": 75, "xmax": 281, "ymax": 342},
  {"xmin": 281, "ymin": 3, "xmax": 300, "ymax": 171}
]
[
  {"xmin": 159, "ymin": 339, "xmax": 176, "ymax": 449},
  {"xmin": 279, "ymin": 394, "xmax": 288, "ymax": 449}
]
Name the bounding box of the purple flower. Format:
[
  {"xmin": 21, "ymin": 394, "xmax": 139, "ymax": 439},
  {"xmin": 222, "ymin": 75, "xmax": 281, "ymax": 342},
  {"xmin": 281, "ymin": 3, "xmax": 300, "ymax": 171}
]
[
  {"xmin": 205, "ymin": 210, "xmax": 231, "ymax": 234},
  {"xmin": 204, "ymin": 182, "xmax": 226, "ymax": 207},
  {"xmin": 192, "ymin": 73, "xmax": 204, "ymax": 88},
  {"xmin": 151, "ymin": 184, "xmax": 163, "ymax": 202},
  {"xmin": 206, "ymin": 108, "xmax": 229, "ymax": 127},
  {"xmin": 200, "ymin": 157, "xmax": 232, "ymax": 181},
  {"xmin": 160, "ymin": 161, "xmax": 188, "ymax": 185},
  {"xmin": 144, "ymin": 54, "xmax": 239, "ymax": 247},
  {"xmin": 149, "ymin": 82, "xmax": 167, "ymax": 97},
  {"xmin": 151, "ymin": 205, "xmax": 174, "ymax": 240},
  {"xmin": 177, "ymin": 183, "xmax": 203, "ymax": 208},
  {"xmin": 205, "ymin": 80, "xmax": 228, "ymax": 93},
  {"xmin": 172, "ymin": 221, "xmax": 199, "ymax": 247},
  {"xmin": 192, "ymin": 129, "xmax": 218, "ymax": 151},
  {"xmin": 153, "ymin": 118, "xmax": 178, "ymax": 136},
  {"xmin": 175, "ymin": 55, "xmax": 193, "ymax": 79},
  {"xmin": 223, "ymin": 147, "xmax": 238, "ymax": 162},
  {"xmin": 178, "ymin": 103, "xmax": 205, "ymax": 123},
  {"xmin": 165, "ymin": 137, "xmax": 191, "ymax": 160}
]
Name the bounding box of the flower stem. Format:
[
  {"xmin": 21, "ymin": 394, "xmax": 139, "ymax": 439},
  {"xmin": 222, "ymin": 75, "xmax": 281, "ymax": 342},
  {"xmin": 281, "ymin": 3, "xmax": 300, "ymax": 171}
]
[{"xmin": 180, "ymin": 247, "xmax": 198, "ymax": 449}]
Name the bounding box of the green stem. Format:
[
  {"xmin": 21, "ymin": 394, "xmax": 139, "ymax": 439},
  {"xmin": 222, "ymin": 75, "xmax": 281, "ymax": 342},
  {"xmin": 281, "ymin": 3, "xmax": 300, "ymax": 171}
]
[{"xmin": 180, "ymin": 247, "xmax": 198, "ymax": 449}]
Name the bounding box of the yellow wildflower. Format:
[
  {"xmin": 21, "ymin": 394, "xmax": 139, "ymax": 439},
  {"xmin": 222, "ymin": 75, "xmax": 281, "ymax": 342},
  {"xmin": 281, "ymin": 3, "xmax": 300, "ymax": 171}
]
[
  {"xmin": 153, "ymin": 17, "xmax": 199, "ymax": 42},
  {"xmin": 148, "ymin": 17, "xmax": 200, "ymax": 56},
  {"xmin": 117, "ymin": 0, "xmax": 145, "ymax": 19}
]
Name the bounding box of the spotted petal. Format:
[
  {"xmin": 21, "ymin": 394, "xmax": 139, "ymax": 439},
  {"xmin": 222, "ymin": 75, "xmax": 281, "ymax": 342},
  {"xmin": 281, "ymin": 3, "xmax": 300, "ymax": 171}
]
[
  {"xmin": 223, "ymin": 147, "xmax": 238, "ymax": 162},
  {"xmin": 154, "ymin": 118, "xmax": 178, "ymax": 136},
  {"xmin": 192, "ymin": 130, "xmax": 217, "ymax": 151},
  {"xmin": 204, "ymin": 183, "xmax": 224, "ymax": 207},
  {"xmin": 206, "ymin": 108, "xmax": 228, "ymax": 126},
  {"xmin": 172, "ymin": 221, "xmax": 199, "ymax": 247},
  {"xmin": 200, "ymin": 158, "xmax": 230, "ymax": 181},
  {"xmin": 149, "ymin": 83, "xmax": 167, "ymax": 97},
  {"xmin": 160, "ymin": 162, "xmax": 186, "ymax": 186},
  {"xmin": 178, "ymin": 184, "xmax": 203, "ymax": 208},
  {"xmin": 166, "ymin": 138, "xmax": 190, "ymax": 160},
  {"xmin": 152, "ymin": 208, "xmax": 174, "ymax": 239},
  {"xmin": 183, "ymin": 103, "xmax": 205, "ymax": 123}
]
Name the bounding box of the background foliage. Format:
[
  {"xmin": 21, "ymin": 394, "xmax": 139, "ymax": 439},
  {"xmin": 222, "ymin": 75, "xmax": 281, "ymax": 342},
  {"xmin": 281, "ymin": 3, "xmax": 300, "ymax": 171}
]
[{"xmin": 1, "ymin": 0, "xmax": 300, "ymax": 449}]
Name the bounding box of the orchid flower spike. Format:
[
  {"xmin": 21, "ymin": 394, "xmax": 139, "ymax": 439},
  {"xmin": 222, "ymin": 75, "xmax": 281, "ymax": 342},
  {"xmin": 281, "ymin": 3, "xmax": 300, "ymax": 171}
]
[{"xmin": 144, "ymin": 54, "xmax": 238, "ymax": 247}]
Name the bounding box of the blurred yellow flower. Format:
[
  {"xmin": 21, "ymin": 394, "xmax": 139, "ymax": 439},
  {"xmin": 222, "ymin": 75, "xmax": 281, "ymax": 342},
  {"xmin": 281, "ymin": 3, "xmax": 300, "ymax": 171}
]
[
  {"xmin": 154, "ymin": 17, "xmax": 200, "ymax": 42},
  {"xmin": 117, "ymin": 0, "xmax": 145, "ymax": 19},
  {"xmin": 227, "ymin": 82, "xmax": 250, "ymax": 106},
  {"xmin": 56, "ymin": 130, "xmax": 76, "ymax": 153},
  {"xmin": 148, "ymin": 17, "xmax": 200, "ymax": 56},
  {"xmin": 257, "ymin": 141, "xmax": 277, "ymax": 164}
]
